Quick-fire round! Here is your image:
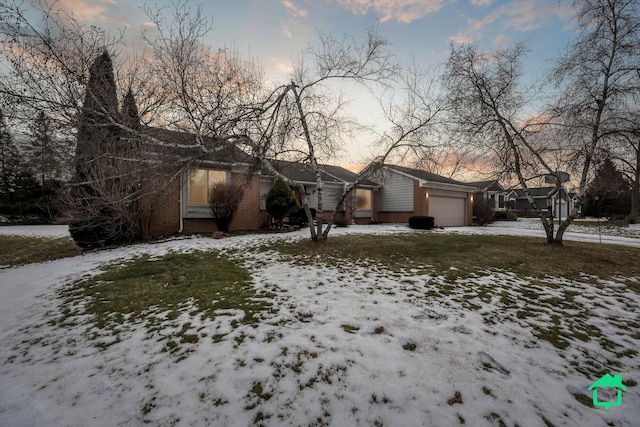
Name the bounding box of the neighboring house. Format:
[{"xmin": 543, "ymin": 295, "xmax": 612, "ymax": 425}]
[
  {"xmin": 467, "ymin": 180, "xmax": 507, "ymax": 212},
  {"xmin": 370, "ymin": 165, "xmax": 475, "ymax": 227},
  {"xmin": 568, "ymin": 192, "xmax": 582, "ymax": 217},
  {"xmin": 508, "ymin": 187, "xmax": 571, "ymax": 219}
]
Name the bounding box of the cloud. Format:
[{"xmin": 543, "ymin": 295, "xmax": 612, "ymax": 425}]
[
  {"xmin": 281, "ymin": 0, "xmax": 309, "ymax": 17},
  {"xmin": 45, "ymin": 0, "xmax": 106, "ymax": 21},
  {"xmin": 451, "ymin": 0, "xmax": 572, "ymax": 43},
  {"xmin": 470, "ymin": 0, "xmax": 572, "ymax": 34},
  {"xmin": 44, "ymin": 0, "xmax": 144, "ymax": 27},
  {"xmin": 449, "ymin": 33, "xmax": 473, "ymax": 44},
  {"xmin": 334, "ymin": 0, "xmax": 453, "ymax": 24},
  {"xmin": 470, "ymin": 0, "xmax": 494, "ymax": 6},
  {"xmin": 282, "ymin": 25, "xmax": 293, "ymax": 39},
  {"xmin": 492, "ymin": 33, "xmax": 510, "ymax": 47}
]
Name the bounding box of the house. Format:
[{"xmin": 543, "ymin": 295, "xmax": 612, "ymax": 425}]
[
  {"xmin": 588, "ymin": 373, "xmax": 627, "ymax": 410},
  {"xmin": 568, "ymin": 192, "xmax": 582, "ymax": 217},
  {"xmin": 467, "ymin": 180, "xmax": 507, "ymax": 211},
  {"xmin": 370, "ymin": 165, "xmax": 475, "ymax": 227},
  {"xmin": 146, "ymin": 128, "xmax": 379, "ymax": 235},
  {"xmin": 507, "ymin": 187, "xmax": 571, "ymax": 219},
  {"xmin": 146, "ymin": 130, "xmax": 474, "ymax": 234}
]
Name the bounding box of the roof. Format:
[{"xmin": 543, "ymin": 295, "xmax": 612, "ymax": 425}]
[
  {"xmin": 467, "ymin": 180, "xmax": 505, "ymax": 192},
  {"xmin": 265, "ymin": 160, "xmax": 343, "ymax": 184},
  {"xmin": 142, "ymin": 127, "xmax": 377, "ymax": 187},
  {"xmin": 512, "ymin": 187, "xmax": 569, "ymax": 198},
  {"xmin": 319, "ymin": 164, "xmax": 379, "ymax": 187},
  {"xmin": 384, "ymin": 164, "xmax": 471, "ymax": 187},
  {"xmin": 143, "ymin": 127, "xmax": 254, "ymax": 166}
]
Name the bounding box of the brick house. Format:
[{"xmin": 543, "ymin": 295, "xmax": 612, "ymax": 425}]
[{"xmin": 146, "ymin": 129, "xmax": 379, "ymax": 236}]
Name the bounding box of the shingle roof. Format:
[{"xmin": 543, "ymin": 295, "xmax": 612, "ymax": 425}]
[
  {"xmin": 466, "ymin": 180, "xmax": 504, "ymax": 192},
  {"xmin": 143, "ymin": 127, "xmax": 254, "ymax": 165},
  {"xmin": 512, "ymin": 187, "xmax": 568, "ymax": 198},
  {"xmin": 319, "ymin": 164, "xmax": 379, "ymax": 187},
  {"xmin": 385, "ymin": 164, "xmax": 469, "ymax": 186},
  {"xmin": 264, "ymin": 160, "xmax": 343, "ymax": 184},
  {"xmin": 143, "ymin": 127, "xmax": 378, "ymax": 186}
]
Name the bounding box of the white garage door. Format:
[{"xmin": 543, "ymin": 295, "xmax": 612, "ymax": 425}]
[{"xmin": 429, "ymin": 196, "xmax": 466, "ymax": 227}]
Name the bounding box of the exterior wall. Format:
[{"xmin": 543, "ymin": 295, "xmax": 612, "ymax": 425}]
[
  {"xmin": 150, "ymin": 171, "xmax": 263, "ymax": 236},
  {"xmin": 149, "ymin": 177, "xmax": 182, "ymax": 236},
  {"xmin": 377, "ymin": 171, "xmax": 414, "ymax": 211},
  {"xmin": 305, "ymin": 184, "xmax": 344, "ymax": 211},
  {"xmin": 377, "ymin": 181, "xmax": 422, "ymax": 223}
]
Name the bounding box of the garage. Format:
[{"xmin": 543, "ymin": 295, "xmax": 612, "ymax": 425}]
[{"xmin": 429, "ymin": 195, "xmax": 467, "ymax": 227}]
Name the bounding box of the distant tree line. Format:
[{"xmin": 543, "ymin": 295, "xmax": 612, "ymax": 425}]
[{"xmin": 0, "ymin": 107, "xmax": 72, "ymax": 223}]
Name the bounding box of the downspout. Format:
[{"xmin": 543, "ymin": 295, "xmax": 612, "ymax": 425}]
[{"xmin": 178, "ymin": 175, "xmax": 184, "ymax": 234}]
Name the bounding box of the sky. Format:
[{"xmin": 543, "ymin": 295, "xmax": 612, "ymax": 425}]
[{"xmin": 21, "ymin": 0, "xmax": 579, "ymax": 167}]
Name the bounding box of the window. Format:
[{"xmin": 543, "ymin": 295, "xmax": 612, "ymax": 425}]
[
  {"xmin": 498, "ymin": 194, "xmax": 505, "ymax": 208},
  {"xmin": 356, "ymin": 188, "xmax": 372, "ymax": 210},
  {"xmin": 188, "ymin": 169, "xmax": 228, "ymax": 204}
]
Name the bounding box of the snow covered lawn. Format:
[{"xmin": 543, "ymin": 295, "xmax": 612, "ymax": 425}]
[{"xmin": 1, "ymin": 224, "xmax": 639, "ymax": 426}]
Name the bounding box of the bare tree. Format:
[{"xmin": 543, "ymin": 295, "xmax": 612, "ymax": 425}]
[
  {"xmin": 142, "ymin": 2, "xmax": 444, "ymax": 242},
  {"xmin": 443, "ymin": 42, "xmax": 575, "ymax": 244},
  {"xmin": 553, "ymin": 0, "xmax": 640, "ymax": 219},
  {"xmin": 141, "ymin": 1, "xmax": 263, "ymax": 142},
  {"xmin": 232, "ymin": 32, "xmax": 443, "ymax": 241}
]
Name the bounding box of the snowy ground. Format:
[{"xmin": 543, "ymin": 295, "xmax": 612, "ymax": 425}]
[{"xmin": 1, "ymin": 221, "xmax": 639, "ymax": 426}]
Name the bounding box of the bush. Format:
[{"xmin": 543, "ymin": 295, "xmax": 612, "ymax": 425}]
[
  {"xmin": 494, "ymin": 211, "xmax": 518, "ymax": 221},
  {"xmin": 408, "ymin": 216, "xmax": 434, "ymax": 230},
  {"xmin": 209, "ymin": 184, "xmax": 244, "ymax": 233},
  {"xmin": 473, "ymin": 195, "xmax": 494, "ymax": 225},
  {"xmin": 266, "ymin": 179, "xmax": 298, "ymax": 227},
  {"xmin": 287, "ymin": 207, "xmax": 316, "ymax": 227},
  {"xmin": 333, "ymin": 212, "xmax": 350, "ymax": 227}
]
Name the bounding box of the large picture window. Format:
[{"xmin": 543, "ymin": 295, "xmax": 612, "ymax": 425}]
[
  {"xmin": 188, "ymin": 169, "xmax": 228, "ymax": 204},
  {"xmin": 356, "ymin": 188, "xmax": 372, "ymax": 210}
]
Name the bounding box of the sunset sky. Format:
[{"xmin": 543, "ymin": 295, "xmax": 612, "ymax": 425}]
[{"xmin": 21, "ymin": 0, "xmax": 579, "ymax": 168}]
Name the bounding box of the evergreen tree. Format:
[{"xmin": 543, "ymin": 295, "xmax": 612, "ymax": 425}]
[
  {"xmin": 76, "ymin": 51, "xmax": 120, "ymax": 161},
  {"xmin": 122, "ymin": 89, "xmax": 141, "ymax": 131},
  {"xmin": 585, "ymin": 158, "xmax": 631, "ymax": 218},
  {"xmin": 70, "ymin": 51, "xmax": 123, "ymax": 248},
  {"xmin": 27, "ymin": 111, "xmax": 58, "ymax": 184},
  {"xmin": 0, "ymin": 109, "xmax": 21, "ymax": 216},
  {"xmin": 266, "ymin": 179, "xmax": 298, "ymax": 227}
]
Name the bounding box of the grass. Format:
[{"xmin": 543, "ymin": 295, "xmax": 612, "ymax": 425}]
[
  {"xmin": 264, "ymin": 233, "xmax": 640, "ymax": 280},
  {"xmin": 0, "ymin": 235, "xmax": 80, "ymax": 267},
  {"xmin": 63, "ymin": 251, "xmax": 275, "ymax": 329}
]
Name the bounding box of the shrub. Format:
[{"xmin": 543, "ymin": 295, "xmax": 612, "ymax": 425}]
[
  {"xmin": 473, "ymin": 195, "xmax": 494, "ymax": 225},
  {"xmin": 266, "ymin": 179, "xmax": 298, "ymax": 227},
  {"xmin": 494, "ymin": 211, "xmax": 518, "ymax": 221},
  {"xmin": 333, "ymin": 212, "xmax": 350, "ymax": 227},
  {"xmin": 408, "ymin": 216, "xmax": 434, "ymax": 230},
  {"xmin": 209, "ymin": 184, "xmax": 244, "ymax": 233},
  {"xmin": 287, "ymin": 207, "xmax": 316, "ymax": 227}
]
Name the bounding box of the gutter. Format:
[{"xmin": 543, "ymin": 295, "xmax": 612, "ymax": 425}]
[{"xmin": 420, "ymin": 180, "xmax": 477, "ymax": 192}]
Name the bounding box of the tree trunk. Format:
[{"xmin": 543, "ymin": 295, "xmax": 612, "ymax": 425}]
[{"xmin": 630, "ymin": 142, "xmax": 640, "ymax": 219}]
